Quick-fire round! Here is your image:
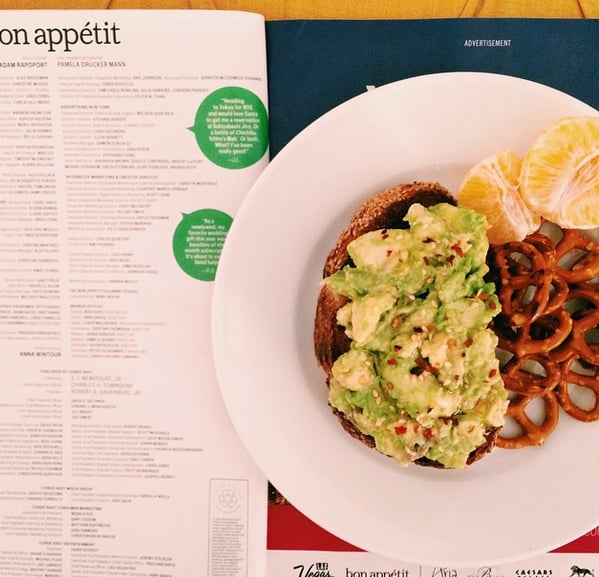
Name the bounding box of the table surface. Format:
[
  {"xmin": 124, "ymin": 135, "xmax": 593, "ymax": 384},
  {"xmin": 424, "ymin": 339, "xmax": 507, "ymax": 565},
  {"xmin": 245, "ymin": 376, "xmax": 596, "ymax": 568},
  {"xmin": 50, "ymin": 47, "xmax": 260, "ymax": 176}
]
[{"xmin": 0, "ymin": 0, "xmax": 598, "ymax": 19}]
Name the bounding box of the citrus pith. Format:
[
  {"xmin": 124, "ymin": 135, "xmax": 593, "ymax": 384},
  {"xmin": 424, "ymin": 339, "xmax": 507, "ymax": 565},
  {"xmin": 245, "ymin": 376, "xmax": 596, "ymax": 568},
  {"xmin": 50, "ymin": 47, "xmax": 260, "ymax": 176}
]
[
  {"xmin": 457, "ymin": 149, "xmax": 540, "ymax": 245},
  {"xmin": 520, "ymin": 115, "xmax": 599, "ymax": 229}
]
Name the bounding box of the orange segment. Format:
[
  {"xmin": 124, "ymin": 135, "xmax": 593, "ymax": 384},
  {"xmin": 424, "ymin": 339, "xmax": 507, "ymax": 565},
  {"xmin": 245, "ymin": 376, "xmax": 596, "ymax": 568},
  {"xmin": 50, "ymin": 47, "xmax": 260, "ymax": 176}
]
[
  {"xmin": 457, "ymin": 149, "xmax": 540, "ymax": 245},
  {"xmin": 520, "ymin": 116, "xmax": 599, "ymax": 229}
]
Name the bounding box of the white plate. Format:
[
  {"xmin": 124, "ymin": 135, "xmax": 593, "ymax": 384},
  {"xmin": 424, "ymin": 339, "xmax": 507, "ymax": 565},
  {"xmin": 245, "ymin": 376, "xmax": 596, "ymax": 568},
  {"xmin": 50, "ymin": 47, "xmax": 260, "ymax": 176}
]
[{"xmin": 212, "ymin": 72, "xmax": 599, "ymax": 567}]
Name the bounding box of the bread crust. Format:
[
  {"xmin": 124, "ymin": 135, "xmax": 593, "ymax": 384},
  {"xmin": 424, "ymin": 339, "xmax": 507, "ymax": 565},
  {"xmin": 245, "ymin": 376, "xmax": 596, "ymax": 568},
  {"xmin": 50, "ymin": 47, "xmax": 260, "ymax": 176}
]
[{"xmin": 314, "ymin": 181, "xmax": 500, "ymax": 468}]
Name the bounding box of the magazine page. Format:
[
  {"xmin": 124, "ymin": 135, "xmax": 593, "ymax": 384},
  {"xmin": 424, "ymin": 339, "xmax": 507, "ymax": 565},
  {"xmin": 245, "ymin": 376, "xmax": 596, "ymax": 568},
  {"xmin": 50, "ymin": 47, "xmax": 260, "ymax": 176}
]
[
  {"xmin": 266, "ymin": 18, "xmax": 599, "ymax": 159},
  {"xmin": 0, "ymin": 9, "xmax": 269, "ymax": 577},
  {"xmin": 264, "ymin": 17, "xmax": 599, "ymax": 577}
]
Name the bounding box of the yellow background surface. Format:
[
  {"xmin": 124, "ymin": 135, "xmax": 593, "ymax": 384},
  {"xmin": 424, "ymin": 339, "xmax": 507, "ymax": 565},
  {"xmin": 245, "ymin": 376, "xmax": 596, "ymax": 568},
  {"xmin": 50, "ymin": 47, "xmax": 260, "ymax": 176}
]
[{"xmin": 0, "ymin": 0, "xmax": 598, "ymax": 19}]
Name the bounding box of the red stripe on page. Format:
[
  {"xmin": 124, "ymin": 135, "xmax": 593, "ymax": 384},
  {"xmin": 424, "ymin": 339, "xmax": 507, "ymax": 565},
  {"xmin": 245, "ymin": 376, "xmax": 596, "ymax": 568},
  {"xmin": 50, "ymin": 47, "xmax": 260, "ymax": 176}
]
[
  {"xmin": 268, "ymin": 503, "xmax": 599, "ymax": 554},
  {"xmin": 552, "ymin": 530, "xmax": 599, "ymax": 553},
  {"xmin": 267, "ymin": 504, "xmax": 362, "ymax": 551}
]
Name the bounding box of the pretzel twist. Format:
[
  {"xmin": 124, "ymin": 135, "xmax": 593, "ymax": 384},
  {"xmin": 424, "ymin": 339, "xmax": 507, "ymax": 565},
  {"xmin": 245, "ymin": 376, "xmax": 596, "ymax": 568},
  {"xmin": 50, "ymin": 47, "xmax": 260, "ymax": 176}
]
[
  {"xmin": 495, "ymin": 353, "xmax": 561, "ymax": 448},
  {"xmin": 556, "ymin": 355, "xmax": 599, "ymax": 422},
  {"xmin": 554, "ymin": 229, "xmax": 599, "ymax": 283},
  {"xmin": 496, "ymin": 391, "xmax": 560, "ymax": 448}
]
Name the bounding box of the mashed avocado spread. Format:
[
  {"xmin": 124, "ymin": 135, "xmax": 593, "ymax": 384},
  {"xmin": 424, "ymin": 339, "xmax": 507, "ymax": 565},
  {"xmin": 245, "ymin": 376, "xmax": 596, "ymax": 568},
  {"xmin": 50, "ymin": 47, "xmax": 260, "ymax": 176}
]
[{"xmin": 325, "ymin": 202, "xmax": 508, "ymax": 468}]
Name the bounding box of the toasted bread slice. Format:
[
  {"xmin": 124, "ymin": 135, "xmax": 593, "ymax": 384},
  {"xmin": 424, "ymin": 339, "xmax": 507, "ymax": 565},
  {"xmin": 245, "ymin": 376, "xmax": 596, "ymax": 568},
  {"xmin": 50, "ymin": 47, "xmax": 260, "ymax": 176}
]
[{"xmin": 314, "ymin": 181, "xmax": 501, "ymax": 468}]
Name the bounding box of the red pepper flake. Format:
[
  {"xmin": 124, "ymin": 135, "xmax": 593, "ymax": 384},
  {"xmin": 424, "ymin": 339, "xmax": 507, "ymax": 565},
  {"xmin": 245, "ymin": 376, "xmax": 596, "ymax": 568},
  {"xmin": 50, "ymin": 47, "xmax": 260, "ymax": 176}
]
[
  {"xmin": 451, "ymin": 242, "xmax": 464, "ymax": 257},
  {"xmin": 381, "ymin": 229, "xmax": 389, "ymax": 240},
  {"xmin": 413, "ymin": 424, "xmax": 420, "ymax": 433},
  {"xmin": 387, "ymin": 358, "xmax": 397, "ymax": 366},
  {"xmin": 488, "ymin": 368, "xmax": 498, "ymax": 378},
  {"xmin": 416, "ymin": 357, "xmax": 439, "ymax": 374},
  {"xmin": 464, "ymin": 338, "xmax": 474, "ymax": 347},
  {"xmin": 422, "ymin": 237, "xmax": 435, "ymax": 244},
  {"xmin": 445, "ymin": 254, "xmax": 455, "ymax": 265},
  {"xmin": 386, "ymin": 249, "xmax": 393, "ymax": 257},
  {"xmin": 478, "ymin": 292, "xmax": 491, "ymax": 301},
  {"xmin": 423, "ymin": 428, "xmax": 435, "ymax": 440},
  {"xmin": 394, "ymin": 425, "xmax": 407, "ymax": 435},
  {"xmin": 393, "ymin": 344, "xmax": 402, "ymax": 352},
  {"xmin": 423, "ymin": 256, "xmax": 430, "ymax": 266},
  {"xmin": 488, "ymin": 301, "xmax": 497, "ymax": 310}
]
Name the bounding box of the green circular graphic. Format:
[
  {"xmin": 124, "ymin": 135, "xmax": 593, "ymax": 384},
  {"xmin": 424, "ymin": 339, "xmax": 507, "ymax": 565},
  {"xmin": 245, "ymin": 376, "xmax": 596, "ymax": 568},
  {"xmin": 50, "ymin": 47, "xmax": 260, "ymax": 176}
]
[
  {"xmin": 189, "ymin": 86, "xmax": 268, "ymax": 169},
  {"xmin": 172, "ymin": 209, "xmax": 233, "ymax": 281}
]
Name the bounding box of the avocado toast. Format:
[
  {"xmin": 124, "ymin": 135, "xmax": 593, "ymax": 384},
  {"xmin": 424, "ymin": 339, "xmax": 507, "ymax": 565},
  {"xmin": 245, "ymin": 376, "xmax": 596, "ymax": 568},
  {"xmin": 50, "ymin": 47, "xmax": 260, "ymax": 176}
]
[{"xmin": 314, "ymin": 182, "xmax": 508, "ymax": 468}]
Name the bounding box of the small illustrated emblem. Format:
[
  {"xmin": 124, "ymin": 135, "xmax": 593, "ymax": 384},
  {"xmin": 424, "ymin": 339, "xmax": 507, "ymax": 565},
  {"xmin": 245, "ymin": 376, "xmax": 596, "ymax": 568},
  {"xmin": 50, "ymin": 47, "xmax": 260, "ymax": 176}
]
[
  {"xmin": 214, "ymin": 484, "xmax": 241, "ymax": 514},
  {"xmin": 570, "ymin": 567, "xmax": 594, "ymax": 577}
]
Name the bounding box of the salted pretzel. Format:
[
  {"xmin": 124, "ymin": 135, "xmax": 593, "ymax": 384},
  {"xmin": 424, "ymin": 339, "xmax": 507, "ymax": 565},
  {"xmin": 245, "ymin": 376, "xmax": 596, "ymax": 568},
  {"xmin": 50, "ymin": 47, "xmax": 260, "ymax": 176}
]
[
  {"xmin": 493, "ymin": 238, "xmax": 569, "ymax": 325},
  {"xmin": 490, "ymin": 224, "xmax": 599, "ymax": 449},
  {"xmin": 500, "ymin": 353, "xmax": 561, "ymax": 396},
  {"xmin": 557, "ymin": 354, "xmax": 599, "ymax": 421},
  {"xmin": 495, "ymin": 352, "xmax": 562, "ymax": 448},
  {"xmin": 499, "ymin": 391, "xmax": 561, "ymax": 449},
  {"xmin": 554, "ymin": 228, "xmax": 599, "ymax": 283}
]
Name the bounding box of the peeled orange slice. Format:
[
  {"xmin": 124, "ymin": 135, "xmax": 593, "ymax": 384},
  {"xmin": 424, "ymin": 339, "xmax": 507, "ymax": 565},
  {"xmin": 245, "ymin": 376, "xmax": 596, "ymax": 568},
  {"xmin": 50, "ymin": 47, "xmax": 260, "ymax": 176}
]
[
  {"xmin": 457, "ymin": 149, "xmax": 540, "ymax": 245},
  {"xmin": 520, "ymin": 116, "xmax": 599, "ymax": 229}
]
